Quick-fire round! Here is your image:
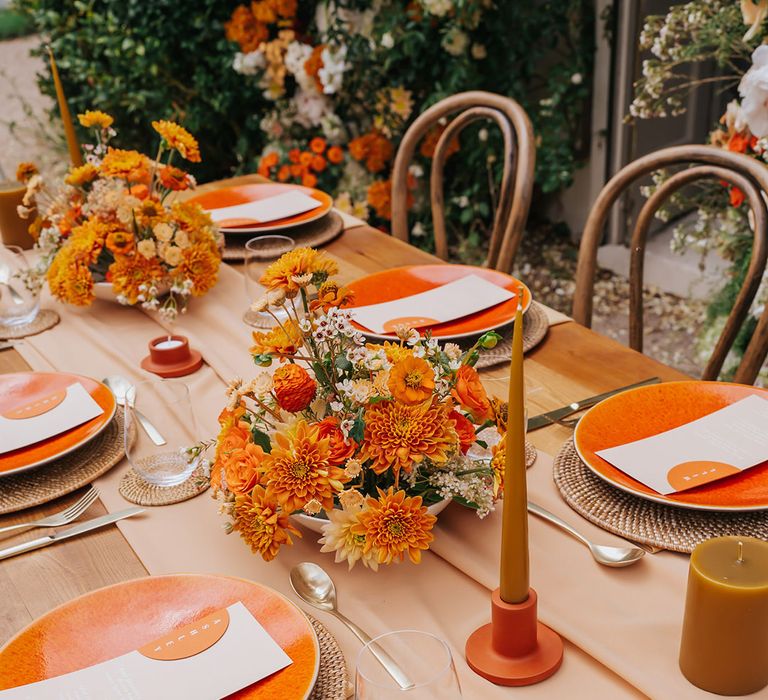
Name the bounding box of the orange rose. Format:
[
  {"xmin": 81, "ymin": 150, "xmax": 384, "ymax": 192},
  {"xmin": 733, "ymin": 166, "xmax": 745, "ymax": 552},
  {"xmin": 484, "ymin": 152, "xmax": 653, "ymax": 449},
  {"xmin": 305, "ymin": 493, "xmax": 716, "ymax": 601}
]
[
  {"xmin": 273, "ymin": 364, "xmax": 317, "ymax": 412},
  {"xmin": 449, "ymin": 410, "xmax": 475, "ymax": 454},
  {"xmin": 327, "ymin": 145, "xmax": 344, "ymax": 164},
  {"xmin": 316, "ymin": 416, "xmax": 357, "ymax": 466},
  {"xmin": 452, "ymin": 365, "xmax": 493, "ymax": 422},
  {"xmin": 310, "ymin": 137, "xmax": 327, "ymax": 154},
  {"xmin": 221, "ymin": 442, "xmax": 265, "ymax": 494}
]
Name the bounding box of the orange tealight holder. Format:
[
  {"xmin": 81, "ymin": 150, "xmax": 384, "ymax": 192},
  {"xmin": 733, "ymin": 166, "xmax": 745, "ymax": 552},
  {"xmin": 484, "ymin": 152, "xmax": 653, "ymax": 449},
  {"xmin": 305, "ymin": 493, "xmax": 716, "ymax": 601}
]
[{"xmin": 141, "ymin": 335, "xmax": 202, "ymax": 378}]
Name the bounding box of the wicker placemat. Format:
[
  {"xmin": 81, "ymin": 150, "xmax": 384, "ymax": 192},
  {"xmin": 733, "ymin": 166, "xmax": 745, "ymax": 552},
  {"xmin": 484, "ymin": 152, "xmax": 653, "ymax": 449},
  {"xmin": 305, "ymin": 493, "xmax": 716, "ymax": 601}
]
[
  {"xmin": 475, "ymin": 302, "xmax": 549, "ymax": 369},
  {"xmin": 525, "ymin": 440, "xmax": 537, "ymax": 468},
  {"xmin": 222, "ymin": 211, "xmax": 345, "ymax": 262},
  {"xmin": 553, "ymin": 439, "xmax": 768, "ymax": 553},
  {"xmin": 0, "ymin": 411, "xmax": 128, "ymax": 515},
  {"xmin": 0, "ymin": 309, "xmax": 60, "ymax": 339},
  {"xmin": 308, "ymin": 614, "xmax": 350, "ymax": 700},
  {"xmin": 119, "ymin": 465, "xmax": 210, "ymax": 506}
]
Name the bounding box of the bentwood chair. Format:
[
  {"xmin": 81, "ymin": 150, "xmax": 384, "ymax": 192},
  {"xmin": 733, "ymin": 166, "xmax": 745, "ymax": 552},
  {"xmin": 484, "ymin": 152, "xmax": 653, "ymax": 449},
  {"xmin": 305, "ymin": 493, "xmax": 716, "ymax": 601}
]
[
  {"xmin": 391, "ymin": 91, "xmax": 535, "ymax": 273},
  {"xmin": 573, "ymin": 145, "xmax": 768, "ymax": 384}
]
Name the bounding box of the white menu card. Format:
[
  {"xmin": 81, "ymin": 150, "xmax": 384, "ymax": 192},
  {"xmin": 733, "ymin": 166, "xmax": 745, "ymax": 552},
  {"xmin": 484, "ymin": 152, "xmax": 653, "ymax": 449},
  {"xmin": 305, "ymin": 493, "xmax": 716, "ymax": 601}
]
[
  {"xmin": 596, "ymin": 395, "xmax": 768, "ymax": 494},
  {"xmin": 2, "ymin": 602, "xmax": 293, "ymax": 699},
  {"xmin": 207, "ymin": 191, "xmax": 321, "ymax": 225}
]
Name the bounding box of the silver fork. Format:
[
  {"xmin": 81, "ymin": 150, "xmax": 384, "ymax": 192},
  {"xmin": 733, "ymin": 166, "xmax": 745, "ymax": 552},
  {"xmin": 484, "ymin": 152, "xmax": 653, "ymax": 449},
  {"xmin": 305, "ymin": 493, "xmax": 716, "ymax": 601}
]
[{"xmin": 0, "ymin": 487, "xmax": 99, "ymax": 536}]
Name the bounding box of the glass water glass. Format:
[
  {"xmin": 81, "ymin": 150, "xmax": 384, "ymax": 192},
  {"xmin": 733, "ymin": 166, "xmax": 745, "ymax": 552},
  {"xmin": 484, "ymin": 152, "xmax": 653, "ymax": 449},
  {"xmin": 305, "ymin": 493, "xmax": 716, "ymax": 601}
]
[
  {"xmin": 0, "ymin": 244, "xmax": 40, "ymax": 327},
  {"xmin": 243, "ymin": 234, "xmax": 295, "ymax": 327},
  {"xmin": 124, "ymin": 379, "xmax": 199, "ymax": 487},
  {"xmin": 355, "ymin": 630, "xmax": 462, "ymax": 699}
]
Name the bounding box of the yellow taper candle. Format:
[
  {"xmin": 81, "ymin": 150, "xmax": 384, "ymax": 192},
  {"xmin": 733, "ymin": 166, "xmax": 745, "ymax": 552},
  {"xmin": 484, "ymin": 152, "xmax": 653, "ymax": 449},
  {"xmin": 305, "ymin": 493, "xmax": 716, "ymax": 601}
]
[
  {"xmin": 499, "ymin": 296, "xmax": 529, "ymax": 604},
  {"xmin": 47, "ymin": 47, "xmax": 82, "ymax": 168}
]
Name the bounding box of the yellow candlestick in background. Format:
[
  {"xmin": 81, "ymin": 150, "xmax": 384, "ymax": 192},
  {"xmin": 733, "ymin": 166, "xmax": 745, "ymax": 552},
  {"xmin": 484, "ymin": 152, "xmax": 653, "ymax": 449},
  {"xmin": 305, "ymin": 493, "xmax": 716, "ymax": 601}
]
[
  {"xmin": 47, "ymin": 47, "xmax": 82, "ymax": 168},
  {"xmin": 499, "ymin": 300, "xmax": 529, "ymax": 604},
  {"xmin": 679, "ymin": 536, "xmax": 768, "ymax": 695}
]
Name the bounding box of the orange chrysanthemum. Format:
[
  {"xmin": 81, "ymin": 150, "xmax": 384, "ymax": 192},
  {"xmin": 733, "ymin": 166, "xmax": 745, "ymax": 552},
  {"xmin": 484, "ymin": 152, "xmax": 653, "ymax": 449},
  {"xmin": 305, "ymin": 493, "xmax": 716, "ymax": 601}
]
[
  {"xmin": 262, "ymin": 420, "xmax": 348, "ymax": 512},
  {"xmin": 250, "ymin": 319, "xmax": 303, "ymax": 356},
  {"xmin": 100, "ymin": 148, "xmax": 149, "ymax": 181},
  {"xmin": 232, "ymin": 485, "xmax": 300, "ymax": 561},
  {"xmin": 273, "ymin": 363, "xmax": 317, "ymax": 412},
  {"xmin": 171, "ymin": 200, "xmax": 212, "ymax": 234},
  {"xmin": 308, "ymin": 280, "xmax": 354, "ymax": 312},
  {"xmin": 310, "ymin": 137, "xmax": 326, "ymax": 154},
  {"xmin": 107, "ymin": 252, "xmax": 165, "ymax": 304},
  {"xmin": 77, "ymin": 110, "xmax": 114, "ymax": 129},
  {"xmin": 388, "ymin": 355, "xmax": 435, "ymax": 405},
  {"xmin": 352, "ymin": 488, "xmax": 436, "ymax": 565},
  {"xmin": 177, "ymin": 240, "xmax": 220, "ymax": 296},
  {"xmin": 158, "ymin": 165, "xmax": 190, "ymax": 191},
  {"xmin": 348, "ymin": 131, "xmax": 393, "ymax": 173},
  {"xmin": 151, "ymin": 120, "xmax": 201, "ymax": 162},
  {"xmin": 327, "ymin": 145, "xmax": 344, "ymax": 164},
  {"xmin": 47, "ymin": 253, "xmax": 94, "ymax": 306},
  {"xmin": 367, "ymin": 179, "xmax": 392, "ymax": 219},
  {"xmin": 360, "ymin": 397, "xmax": 458, "ymax": 478},
  {"xmin": 377, "ymin": 341, "xmax": 413, "ymax": 364},
  {"xmin": 491, "ymin": 436, "xmax": 505, "ymax": 499},
  {"xmin": 225, "ymin": 6, "xmax": 269, "ymax": 52},
  {"xmin": 316, "ymin": 416, "xmax": 357, "ymax": 466},
  {"xmin": 15, "ymin": 162, "xmax": 38, "ymax": 183},
  {"xmin": 274, "ymin": 0, "xmax": 297, "ymax": 18},
  {"xmin": 251, "ymin": 0, "xmax": 277, "ymax": 23},
  {"xmin": 259, "ymin": 247, "xmax": 338, "ymax": 292},
  {"xmin": 64, "ymin": 163, "xmax": 98, "ymax": 187},
  {"xmin": 105, "ymin": 229, "xmax": 135, "ymax": 255}
]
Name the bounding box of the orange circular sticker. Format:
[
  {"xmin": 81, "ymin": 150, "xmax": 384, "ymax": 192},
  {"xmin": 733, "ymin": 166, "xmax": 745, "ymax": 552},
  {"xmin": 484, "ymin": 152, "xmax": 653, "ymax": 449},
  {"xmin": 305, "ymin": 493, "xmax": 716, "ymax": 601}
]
[
  {"xmin": 667, "ymin": 461, "xmax": 741, "ymax": 492},
  {"xmin": 138, "ymin": 608, "xmax": 230, "ymax": 661}
]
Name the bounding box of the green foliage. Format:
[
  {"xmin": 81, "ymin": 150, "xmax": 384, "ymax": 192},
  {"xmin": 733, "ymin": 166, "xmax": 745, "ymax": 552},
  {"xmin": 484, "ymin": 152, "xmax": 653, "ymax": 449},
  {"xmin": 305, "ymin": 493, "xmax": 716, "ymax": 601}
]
[{"xmin": 0, "ymin": 8, "xmax": 35, "ymax": 39}]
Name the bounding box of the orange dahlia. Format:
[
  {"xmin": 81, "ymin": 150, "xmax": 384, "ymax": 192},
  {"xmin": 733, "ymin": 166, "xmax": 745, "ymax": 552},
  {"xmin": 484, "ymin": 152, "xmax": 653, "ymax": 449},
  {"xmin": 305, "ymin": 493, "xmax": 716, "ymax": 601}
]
[
  {"xmin": 361, "ymin": 397, "xmax": 458, "ymax": 478},
  {"xmin": 250, "ymin": 319, "xmax": 303, "ymax": 356},
  {"xmin": 449, "ymin": 409, "xmax": 476, "ymax": 454},
  {"xmin": 273, "ymin": 363, "xmax": 317, "ymax": 412},
  {"xmin": 262, "ymin": 420, "xmax": 347, "ymax": 512},
  {"xmin": 388, "ymin": 355, "xmax": 435, "ymax": 405},
  {"xmin": 233, "ymin": 485, "xmax": 300, "ymax": 561},
  {"xmin": 316, "ymin": 416, "xmax": 357, "ymax": 466},
  {"xmin": 308, "ymin": 280, "xmax": 354, "ymax": 312},
  {"xmin": 177, "ymin": 240, "xmax": 220, "ymax": 296},
  {"xmin": 151, "ymin": 120, "xmax": 201, "ymax": 162},
  {"xmin": 64, "ymin": 163, "xmax": 98, "ymax": 187},
  {"xmin": 100, "ymin": 148, "xmax": 149, "ymax": 181},
  {"xmin": 352, "ymin": 488, "xmax": 436, "ymax": 565},
  {"xmin": 259, "ymin": 247, "xmax": 338, "ymax": 292},
  {"xmin": 108, "ymin": 252, "xmax": 165, "ymax": 304}
]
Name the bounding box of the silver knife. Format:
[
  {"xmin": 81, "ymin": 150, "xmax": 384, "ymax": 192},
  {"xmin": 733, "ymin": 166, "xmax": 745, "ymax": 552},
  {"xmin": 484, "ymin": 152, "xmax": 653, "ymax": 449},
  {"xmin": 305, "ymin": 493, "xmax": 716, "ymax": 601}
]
[
  {"xmin": 527, "ymin": 377, "xmax": 661, "ymax": 431},
  {"xmin": 0, "ymin": 507, "xmax": 144, "ymax": 561}
]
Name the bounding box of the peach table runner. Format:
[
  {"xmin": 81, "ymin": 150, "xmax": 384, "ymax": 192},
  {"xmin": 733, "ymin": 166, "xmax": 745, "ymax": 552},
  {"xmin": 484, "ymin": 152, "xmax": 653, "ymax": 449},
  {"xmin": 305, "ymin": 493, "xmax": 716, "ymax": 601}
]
[{"xmin": 14, "ymin": 256, "xmax": 720, "ymax": 699}]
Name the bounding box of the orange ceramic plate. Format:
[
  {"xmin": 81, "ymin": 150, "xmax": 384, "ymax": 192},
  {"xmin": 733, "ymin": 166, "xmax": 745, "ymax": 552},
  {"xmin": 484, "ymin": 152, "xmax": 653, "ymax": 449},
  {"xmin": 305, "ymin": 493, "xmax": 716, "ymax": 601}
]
[
  {"xmin": 0, "ymin": 574, "xmax": 319, "ymax": 699},
  {"xmin": 346, "ymin": 264, "xmax": 532, "ymax": 341},
  {"xmin": 574, "ymin": 381, "xmax": 768, "ymax": 511},
  {"xmin": 0, "ymin": 372, "xmax": 116, "ymax": 477},
  {"xmin": 188, "ymin": 183, "xmax": 333, "ymax": 233}
]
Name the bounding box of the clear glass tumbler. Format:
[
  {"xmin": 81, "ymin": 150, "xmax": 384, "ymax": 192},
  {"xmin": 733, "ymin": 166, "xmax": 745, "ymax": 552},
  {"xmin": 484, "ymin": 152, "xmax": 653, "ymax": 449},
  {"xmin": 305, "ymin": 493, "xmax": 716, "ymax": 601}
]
[
  {"xmin": 243, "ymin": 234, "xmax": 295, "ymax": 327},
  {"xmin": 0, "ymin": 244, "xmax": 40, "ymax": 327},
  {"xmin": 124, "ymin": 379, "xmax": 199, "ymax": 487},
  {"xmin": 355, "ymin": 630, "xmax": 463, "ymax": 699}
]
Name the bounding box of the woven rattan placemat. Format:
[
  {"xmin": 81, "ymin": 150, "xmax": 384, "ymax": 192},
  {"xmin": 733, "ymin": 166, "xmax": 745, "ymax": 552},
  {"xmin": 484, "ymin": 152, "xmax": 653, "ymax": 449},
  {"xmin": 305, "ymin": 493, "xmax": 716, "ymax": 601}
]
[
  {"xmin": 0, "ymin": 411, "xmax": 129, "ymax": 515},
  {"xmin": 119, "ymin": 465, "xmax": 210, "ymax": 506},
  {"xmin": 475, "ymin": 302, "xmax": 548, "ymax": 369},
  {"xmin": 222, "ymin": 211, "xmax": 345, "ymax": 262},
  {"xmin": 553, "ymin": 439, "xmax": 768, "ymax": 553},
  {"xmin": 0, "ymin": 309, "xmax": 60, "ymax": 340},
  {"xmin": 308, "ymin": 614, "xmax": 350, "ymax": 700}
]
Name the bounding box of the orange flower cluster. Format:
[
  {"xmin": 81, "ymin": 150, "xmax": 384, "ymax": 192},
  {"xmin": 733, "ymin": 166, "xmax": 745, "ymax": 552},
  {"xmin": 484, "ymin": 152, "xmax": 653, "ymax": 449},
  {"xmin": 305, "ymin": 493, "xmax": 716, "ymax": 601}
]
[
  {"xmin": 258, "ymin": 138, "xmax": 345, "ymax": 188},
  {"xmin": 258, "ymin": 246, "xmax": 338, "ymax": 292},
  {"xmin": 420, "ymin": 124, "xmax": 461, "ymax": 160},
  {"xmin": 349, "ymin": 130, "xmax": 393, "ymax": 173},
  {"xmin": 304, "ymin": 45, "xmax": 325, "ymax": 92},
  {"xmin": 225, "ymin": 0, "xmax": 298, "ymax": 53}
]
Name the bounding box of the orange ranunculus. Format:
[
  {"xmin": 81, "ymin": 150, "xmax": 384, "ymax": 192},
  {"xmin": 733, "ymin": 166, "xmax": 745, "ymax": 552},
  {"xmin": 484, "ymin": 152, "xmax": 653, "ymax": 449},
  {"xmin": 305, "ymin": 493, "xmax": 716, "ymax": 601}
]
[
  {"xmin": 316, "ymin": 416, "xmax": 357, "ymax": 466},
  {"xmin": 388, "ymin": 355, "xmax": 435, "ymax": 405},
  {"xmin": 273, "ymin": 363, "xmax": 317, "ymax": 412},
  {"xmin": 129, "ymin": 183, "xmax": 149, "ymax": 200},
  {"xmin": 302, "ymin": 173, "xmax": 318, "ymax": 188},
  {"xmin": 452, "ymin": 365, "xmax": 493, "ymax": 422},
  {"xmin": 225, "ymin": 5, "xmax": 269, "ymax": 53},
  {"xmin": 327, "ymin": 145, "xmax": 344, "ymax": 164},
  {"xmin": 308, "ymin": 280, "xmax": 354, "ymax": 311},
  {"xmin": 449, "ymin": 409, "xmax": 476, "ymax": 454},
  {"xmin": 219, "ymin": 441, "xmax": 265, "ymax": 494},
  {"xmin": 310, "ymin": 137, "xmax": 327, "ymax": 154},
  {"xmin": 311, "ymin": 155, "xmax": 326, "ymax": 172}
]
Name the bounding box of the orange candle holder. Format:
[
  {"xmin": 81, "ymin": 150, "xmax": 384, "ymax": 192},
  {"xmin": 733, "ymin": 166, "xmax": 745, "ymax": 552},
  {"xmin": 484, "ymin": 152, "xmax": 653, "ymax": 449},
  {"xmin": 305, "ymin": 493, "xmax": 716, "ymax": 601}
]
[
  {"xmin": 466, "ymin": 587, "xmax": 563, "ymax": 686},
  {"xmin": 141, "ymin": 335, "xmax": 202, "ymax": 378}
]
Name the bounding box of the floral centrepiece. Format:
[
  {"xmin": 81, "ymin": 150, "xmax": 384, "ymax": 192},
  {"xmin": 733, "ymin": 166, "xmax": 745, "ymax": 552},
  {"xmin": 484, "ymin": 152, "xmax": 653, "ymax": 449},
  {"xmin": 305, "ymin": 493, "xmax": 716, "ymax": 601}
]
[
  {"xmin": 16, "ymin": 113, "xmax": 221, "ymax": 320},
  {"xmin": 208, "ymin": 247, "xmax": 509, "ymax": 569}
]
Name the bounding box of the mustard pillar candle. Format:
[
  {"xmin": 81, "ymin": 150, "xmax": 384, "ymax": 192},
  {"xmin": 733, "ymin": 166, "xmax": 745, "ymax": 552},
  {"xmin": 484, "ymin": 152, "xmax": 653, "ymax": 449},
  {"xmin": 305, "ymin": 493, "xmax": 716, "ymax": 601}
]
[
  {"xmin": 48, "ymin": 48, "xmax": 82, "ymax": 168},
  {"xmin": 499, "ymin": 302, "xmax": 529, "ymax": 604},
  {"xmin": 679, "ymin": 536, "xmax": 768, "ymax": 695}
]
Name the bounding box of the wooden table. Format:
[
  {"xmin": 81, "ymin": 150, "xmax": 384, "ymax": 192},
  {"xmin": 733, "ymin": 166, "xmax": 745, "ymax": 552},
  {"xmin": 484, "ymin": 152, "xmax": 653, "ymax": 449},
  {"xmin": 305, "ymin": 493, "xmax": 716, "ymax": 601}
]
[{"xmin": 0, "ymin": 218, "xmax": 687, "ymax": 648}]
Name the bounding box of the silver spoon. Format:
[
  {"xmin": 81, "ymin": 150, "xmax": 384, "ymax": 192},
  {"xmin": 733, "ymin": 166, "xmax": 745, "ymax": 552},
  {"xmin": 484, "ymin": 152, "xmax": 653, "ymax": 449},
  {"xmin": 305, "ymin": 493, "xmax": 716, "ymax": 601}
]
[
  {"xmin": 102, "ymin": 375, "xmax": 166, "ymax": 446},
  {"xmin": 290, "ymin": 562, "xmax": 415, "ymax": 690},
  {"xmin": 0, "ymin": 265, "xmax": 25, "ymax": 305},
  {"xmin": 528, "ymin": 501, "xmax": 645, "ymax": 567}
]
